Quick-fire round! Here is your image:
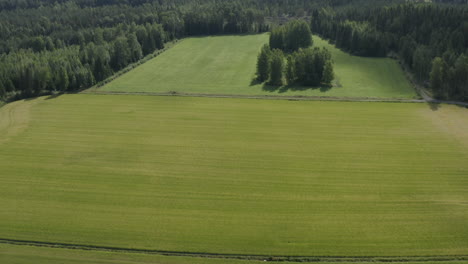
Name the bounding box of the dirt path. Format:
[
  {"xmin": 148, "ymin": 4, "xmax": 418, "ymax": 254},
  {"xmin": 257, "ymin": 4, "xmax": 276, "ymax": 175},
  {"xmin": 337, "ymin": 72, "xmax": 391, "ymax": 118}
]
[
  {"xmin": 80, "ymin": 90, "xmax": 468, "ymax": 106},
  {"xmin": 1, "ymin": 238, "xmax": 467, "ymax": 263},
  {"xmin": 0, "ymin": 99, "xmax": 39, "ymax": 145}
]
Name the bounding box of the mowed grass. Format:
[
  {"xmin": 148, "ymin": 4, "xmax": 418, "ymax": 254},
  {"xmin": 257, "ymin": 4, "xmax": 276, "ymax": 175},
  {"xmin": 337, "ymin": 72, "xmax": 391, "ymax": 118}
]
[
  {"xmin": 1, "ymin": 95, "xmax": 468, "ymax": 256},
  {"xmin": 3, "ymin": 245, "xmax": 468, "ymax": 264},
  {"xmin": 99, "ymin": 34, "xmax": 416, "ymax": 98}
]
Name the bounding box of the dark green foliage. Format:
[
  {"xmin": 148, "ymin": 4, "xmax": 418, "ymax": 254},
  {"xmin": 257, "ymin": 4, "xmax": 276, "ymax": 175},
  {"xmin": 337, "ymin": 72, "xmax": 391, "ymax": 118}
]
[
  {"xmin": 311, "ymin": 4, "xmax": 468, "ymax": 101},
  {"xmin": 285, "ymin": 20, "xmax": 313, "ymax": 51},
  {"xmin": 285, "ymin": 55, "xmax": 296, "ymax": 84},
  {"xmin": 268, "ymin": 49, "xmax": 284, "ymax": 86},
  {"xmin": 270, "ymin": 20, "xmax": 312, "ymax": 52},
  {"xmin": 290, "ymin": 47, "xmax": 333, "ymax": 86},
  {"xmin": 256, "ymin": 44, "xmax": 271, "ymax": 82},
  {"xmin": 256, "ymin": 44, "xmax": 333, "ymax": 87},
  {"xmin": 430, "ymin": 54, "xmax": 468, "ymax": 100},
  {"xmin": 128, "ymin": 34, "xmax": 143, "ymax": 63},
  {"xmin": 430, "ymin": 57, "xmax": 446, "ymax": 99},
  {"xmin": 269, "ymin": 27, "xmax": 285, "ymax": 50},
  {"xmin": 0, "ymin": 0, "xmax": 269, "ymax": 100},
  {"xmin": 322, "ymin": 60, "xmax": 334, "ymax": 86},
  {"xmin": 0, "ymin": 0, "xmax": 466, "ymax": 101},
  {"xmin": 412, "ymin": 46, "xmax": 432, "ymax": 82},
  {"xmin": 111, "ymin": 37, "xmax": 131, "ymax": 71}
]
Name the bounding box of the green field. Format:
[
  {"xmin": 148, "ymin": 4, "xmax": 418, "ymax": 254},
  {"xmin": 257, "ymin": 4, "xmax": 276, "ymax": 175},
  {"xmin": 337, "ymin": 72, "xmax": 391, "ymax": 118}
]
[
  {"xmin": 99, "ymin": 34, "xmax": 416, "ymax": 98},
  {"xmin": 3, "ymin": 244, "xmax": 468, "ymax": 264},
  {"xmin": 1, "ymin": 94, "xmax": 467, "ymax": 258}
]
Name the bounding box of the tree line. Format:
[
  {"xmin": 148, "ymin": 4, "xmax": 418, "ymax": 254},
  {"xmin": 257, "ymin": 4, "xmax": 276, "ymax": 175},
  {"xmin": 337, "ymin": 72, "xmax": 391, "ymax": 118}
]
[
  {"xmin": 0, "ymin": 0, "xmax": 271, "ymax": 100},
  {"xmin": 257, "ymin": 20, "xmax": 334, "ymax": 87},
  {"xmin": 1, "ymin": 0, "xmax": 466, "ymax": 101},
  {"xmin": 310, "ymin": 4, "xmax": 468, "ymax": 101}
]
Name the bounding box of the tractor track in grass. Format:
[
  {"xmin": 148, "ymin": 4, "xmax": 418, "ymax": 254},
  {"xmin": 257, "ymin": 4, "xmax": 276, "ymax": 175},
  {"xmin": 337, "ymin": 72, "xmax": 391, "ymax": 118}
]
[
  {"xmin": 2, "ymin": 238, "xmax": 468, "ymax": 263},
  {"xmin": 80, "ymin": 90, "xmax": 468, "ymax": 107}
]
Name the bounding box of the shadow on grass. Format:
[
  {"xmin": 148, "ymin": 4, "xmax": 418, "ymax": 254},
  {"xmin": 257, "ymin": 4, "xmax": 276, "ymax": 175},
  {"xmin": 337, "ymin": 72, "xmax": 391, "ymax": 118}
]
[
  {"xmin": 427, "ymin": 102, "xmax": 440, "ymax": 111},
  {"xmin": 257, "ymin": 81, "xmax": 333, "ymax": 94},
  {"xmin": 45, "ymin": 93, "xmax": 63, "ymax": 100}
]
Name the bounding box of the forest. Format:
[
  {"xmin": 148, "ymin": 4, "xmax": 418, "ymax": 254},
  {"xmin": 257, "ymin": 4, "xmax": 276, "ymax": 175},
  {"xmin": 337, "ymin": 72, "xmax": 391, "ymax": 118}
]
[{"xmin": 0, "ymin": 0, "xmax": 467, "ymax": 101}]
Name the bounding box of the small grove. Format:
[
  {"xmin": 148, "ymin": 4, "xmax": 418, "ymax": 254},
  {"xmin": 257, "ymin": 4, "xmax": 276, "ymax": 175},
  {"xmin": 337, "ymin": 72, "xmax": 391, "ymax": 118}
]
[{"xmin": 256, "ymin": 20, "xmax": 334, "ymax": 87}]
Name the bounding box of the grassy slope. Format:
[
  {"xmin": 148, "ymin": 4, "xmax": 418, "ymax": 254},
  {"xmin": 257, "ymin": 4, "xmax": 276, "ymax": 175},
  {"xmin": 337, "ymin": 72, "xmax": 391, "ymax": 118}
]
[
  {"xmin": 1, "ymin": 95, "xmax": 467, "ymax": 256},
  {"xmin": 99, "ymin": 34, "xmax": 415, "ymax": 98},
  {"xmin": 2, "ymin": 245, "xmax": 468, "ymax": 264}
]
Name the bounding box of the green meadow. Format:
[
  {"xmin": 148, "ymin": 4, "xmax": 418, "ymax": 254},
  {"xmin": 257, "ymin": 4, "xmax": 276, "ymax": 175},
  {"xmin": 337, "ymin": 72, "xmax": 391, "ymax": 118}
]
[
  {"xmin": 1, "ymin": 95, "xmax": 467, "ymax": 257},
  {"xmin": 99, "ymin": 34, "xmax": 416, "ymax": 98}
]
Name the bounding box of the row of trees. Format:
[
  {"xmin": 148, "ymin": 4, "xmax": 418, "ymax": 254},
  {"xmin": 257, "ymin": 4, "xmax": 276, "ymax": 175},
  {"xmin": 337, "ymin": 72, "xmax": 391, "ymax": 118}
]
[
  {"xmin": 310, "ymin": 4, "xmax": 468, "ymax": 101},
  {"xmin": 0, "ymin": 22, "xmax": 165, "ymax": 98},
  {"xmin": 256, "ymin": 44, "xmax": 334, "ymax": 87},
  {"xmin": 1, "ymin": 0, "xmax": 467, "ymax": 101}
]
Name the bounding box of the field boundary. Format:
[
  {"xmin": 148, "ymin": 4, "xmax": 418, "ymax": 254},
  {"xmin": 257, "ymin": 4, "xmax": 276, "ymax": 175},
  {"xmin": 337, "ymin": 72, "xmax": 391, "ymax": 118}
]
[
  {"xmin": 80, "ymin": 90, "xmax": 468, "ymax": 107},
  {"xmin": 2, "ymin": 238, "xmax": 468, "ymax": 263}
]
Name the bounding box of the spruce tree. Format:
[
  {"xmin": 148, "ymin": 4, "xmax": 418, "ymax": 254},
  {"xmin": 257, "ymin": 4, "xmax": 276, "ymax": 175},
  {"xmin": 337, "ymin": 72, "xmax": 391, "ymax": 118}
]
[
  {"xmin": 269, "ymin": 49, "xmax": 284, "ymax": 86},
  {"xmin": 322, "ymin": 60, "xmax": 334, "ymax": 86},
  {"xmin": 430, "ymin": 57, "xmax": 447, "ymax": 99},
  {"xmin": 256, "ymin": 44, "xmax": 271, "ymax": 82},
  {"xmin": 286, "ymin": 55, "xmax": 296, "ymax": 84}
]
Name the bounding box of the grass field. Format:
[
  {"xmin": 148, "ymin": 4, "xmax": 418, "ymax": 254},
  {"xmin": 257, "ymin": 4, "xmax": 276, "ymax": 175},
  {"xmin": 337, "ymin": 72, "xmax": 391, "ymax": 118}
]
[
  {"xmin": 3, "ymin": 244, "xmax": 468, "ymax": 264},
  {"xmin": 1, "ymin": 94, "xmax": 467, "ymax": 257},
  {"xmin": 99, "ymin": 34, "xmax": 416, "ymax": 98}
]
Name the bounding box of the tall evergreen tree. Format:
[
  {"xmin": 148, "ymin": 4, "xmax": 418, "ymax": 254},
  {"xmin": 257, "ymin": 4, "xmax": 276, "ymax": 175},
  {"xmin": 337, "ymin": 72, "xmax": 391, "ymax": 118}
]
[
  {"xmin": 286, "ymin": 55, "xmax": 296, "ymax": 84},
  {"xmin": 322, "ymin": 60, "xmax": 334, "ymax": 86},
  {"xmin": 256, "ymin": 44, "xmax": 271, "ymax": 82},
  {"xmin": 269, "ymin": 49, "xmax": 284, "ymax": 86},
  {"xmin": 430, "ymin": 57, "xmax": 447, "ymax": 99}
]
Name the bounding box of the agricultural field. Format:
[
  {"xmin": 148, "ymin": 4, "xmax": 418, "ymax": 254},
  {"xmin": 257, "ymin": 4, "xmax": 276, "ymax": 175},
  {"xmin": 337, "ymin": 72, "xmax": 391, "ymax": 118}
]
[
  {"xmin": 2, "ymin": 244, "xmax": 468, "ymax": 264},
  {"xmin": 98, "ymin": 34, "xmax": 416, "ymax": 98},
  {"xmin": 1, "ymin": 94, "xmax": 467, "ymax": 260}
]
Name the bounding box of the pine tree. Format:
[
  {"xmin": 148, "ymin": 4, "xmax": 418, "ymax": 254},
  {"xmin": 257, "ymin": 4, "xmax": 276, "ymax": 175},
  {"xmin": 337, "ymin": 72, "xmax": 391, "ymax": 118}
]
[
  {"xmin": 256, "ymin": 44, "xmax": 271, "ymax": 82},
  {"xmin": 128, "ymin": 33, "xmax": 143, "ymax": 63},
  {"xmin": 430, "ymin": 57, "xmax": 447, "ymax": 99},
  {"xmin": 321, "ymin": 60, "xmax": 334, "ymax": 86},
  {"xmin": 286, "ymin": 55, "xmax": 296, "ymax": 84},
  {"xmin": 269, "ymin": 49, "xmax": 284, "ymax": 86}
]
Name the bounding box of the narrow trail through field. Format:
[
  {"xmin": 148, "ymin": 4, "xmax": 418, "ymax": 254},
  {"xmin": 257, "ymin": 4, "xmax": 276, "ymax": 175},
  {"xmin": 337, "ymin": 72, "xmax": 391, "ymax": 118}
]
[
  {"xmin": 1, "ymin": 238, "xmax": 467, "ymax": 263},
  {"xmin": 0, "ymin": 99, "xmax": 39, "ymax": 145},
  {"xmin": 81, "ymin": 90, "xmax": 468, "ymax": 107}
]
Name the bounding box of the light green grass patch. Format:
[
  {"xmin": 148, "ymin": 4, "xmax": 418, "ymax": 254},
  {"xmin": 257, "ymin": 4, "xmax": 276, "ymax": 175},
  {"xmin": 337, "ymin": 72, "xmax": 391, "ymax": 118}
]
[
  {"xmin": 1, "ymin": 95, "xmax": 467, "ymax": 257},
  {"xmin": 99, "ymin": 34, "xmax": 415, "ymax": 98}
]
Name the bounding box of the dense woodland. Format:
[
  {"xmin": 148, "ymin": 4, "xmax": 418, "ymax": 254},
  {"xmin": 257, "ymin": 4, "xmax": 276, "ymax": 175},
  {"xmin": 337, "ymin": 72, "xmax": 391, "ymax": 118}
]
[
  {"xmin": 0, "ymin": 0, "xmax": 467, "ymax": 101},
  {"xmin": 311, "ymin": 4, "xmax": 468, "ymax": 100}
]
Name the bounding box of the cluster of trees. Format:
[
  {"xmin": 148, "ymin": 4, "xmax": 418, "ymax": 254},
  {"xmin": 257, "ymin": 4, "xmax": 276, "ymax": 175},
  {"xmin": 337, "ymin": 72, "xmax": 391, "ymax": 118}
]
[
  {"xmin": 256, "ymin": 44, "xmax": 334, "ymax": 87},
  {"xmin": 270, "ymin": 20, "xmax": 312, "ymax": 51},
  {"xmin": 258, "ymin": 20, "xmax": 333, "ymax": 87},
  {"xmin": 430, "ymin": 55, "xmax": 468, "ymax": 99},
  {"xmin": 286, "ymin": 47, "xmax": 334, "ymax": 86},
  {"xmin": 310, "ymin": 4, "xmax": 468, "ymax": 101}
]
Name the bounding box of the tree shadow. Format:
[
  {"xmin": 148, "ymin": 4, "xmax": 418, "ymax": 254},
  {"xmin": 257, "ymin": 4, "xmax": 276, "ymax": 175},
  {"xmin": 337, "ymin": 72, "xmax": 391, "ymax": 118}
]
[
  {"xmin": 253, "ymin": 77, "xmax": 336, "ymax": 94},
  {"xmin": 45, "ymin": 93, "xmax": 63, "ymax": 100},
  {"xmin": 250, "ymin": 78, "xmax": 262, "ymax": 86},
  {"xmin": 427, "ymin": 102, "xmax": 441, "ymax": 111},
  {"xmin": 260, "ymin": 83, "xmax": 333, "ymax": 94}
]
